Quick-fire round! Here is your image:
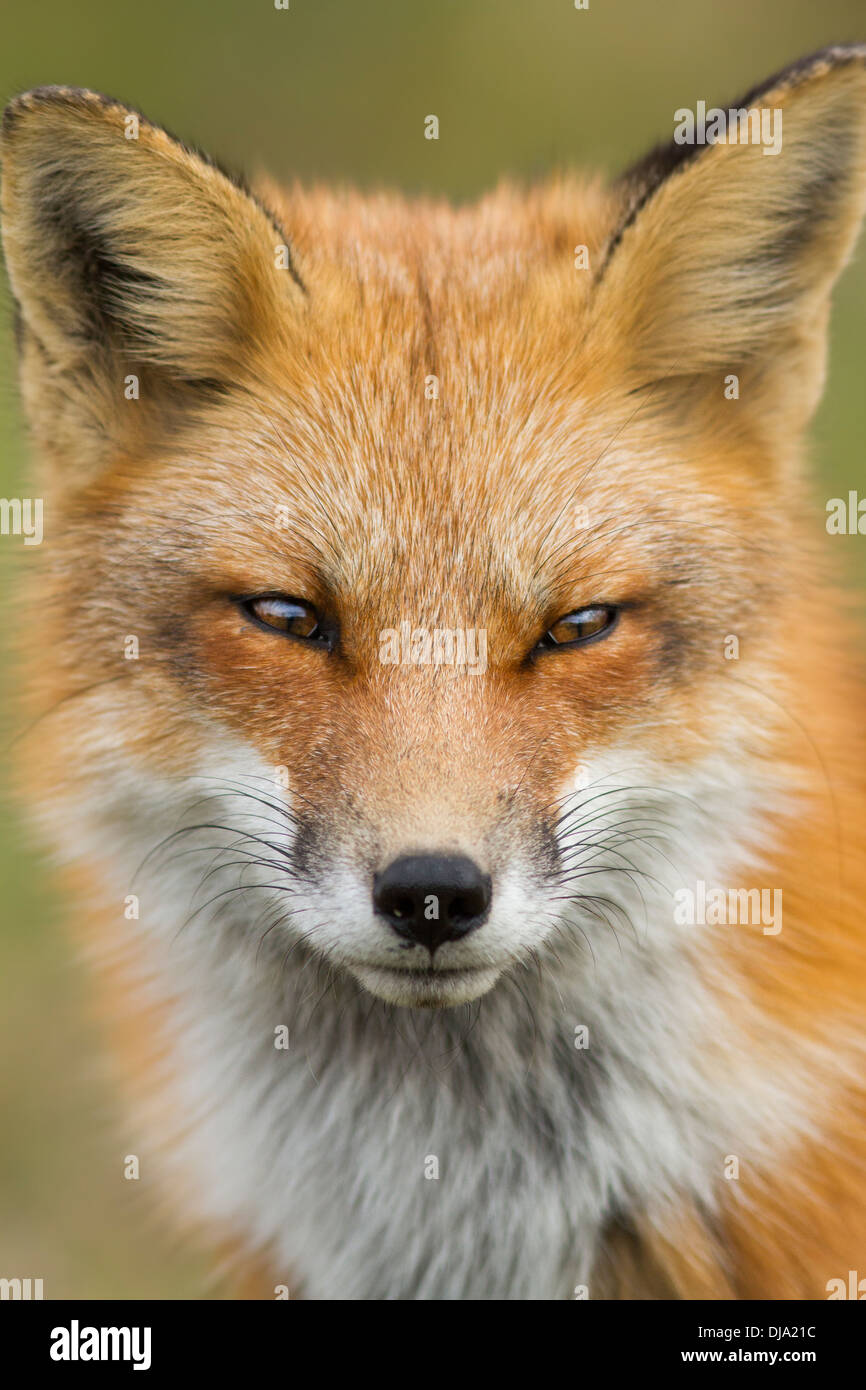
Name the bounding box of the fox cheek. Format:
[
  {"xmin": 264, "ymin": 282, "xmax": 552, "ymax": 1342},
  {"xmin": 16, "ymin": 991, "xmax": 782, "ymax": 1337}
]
[
  {"xmin": 289, "ymin": 814, "xmax": 329, "ymax": 882},
  {"xmin": 535, "ymin": 819, "xmax": 563, "ymax": 881}
]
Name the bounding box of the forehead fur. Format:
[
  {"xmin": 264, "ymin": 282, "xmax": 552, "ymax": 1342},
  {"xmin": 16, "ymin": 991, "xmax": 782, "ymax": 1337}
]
[
  {"xmin": 6, "ymin": 56, "xmax": 865, "ymax": 648},
  {"xmin": 109, "ymin": 175, "xmax": 754, "ymax": 618}
]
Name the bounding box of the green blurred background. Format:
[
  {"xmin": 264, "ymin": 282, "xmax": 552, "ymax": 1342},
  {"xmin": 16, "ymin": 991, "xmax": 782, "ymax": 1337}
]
[{"xmin": 1, "ymin": 0, "xmax": 864, "ymax": 1298}]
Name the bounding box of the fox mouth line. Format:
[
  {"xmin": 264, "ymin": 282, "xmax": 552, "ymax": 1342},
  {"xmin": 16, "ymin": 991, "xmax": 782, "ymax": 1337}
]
[
  {"xmin": 371, "ymin": 962, "xmax": 494, "ymax": 980},
  {"xmin": 350, "ymin": 959, "xmax": 504, "ymax": 1007}
]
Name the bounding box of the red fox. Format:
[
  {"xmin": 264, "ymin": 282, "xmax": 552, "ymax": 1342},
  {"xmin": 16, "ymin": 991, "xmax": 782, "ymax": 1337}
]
[{"xmin": 2, "ymin": 46, "xmax": 866, "ymax": 1300}]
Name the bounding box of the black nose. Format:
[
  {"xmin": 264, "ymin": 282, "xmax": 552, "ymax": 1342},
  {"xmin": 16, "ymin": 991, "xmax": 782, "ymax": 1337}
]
[{"xmin": 373, "ymin": 854, "xmax": 492, "ymax": 953}]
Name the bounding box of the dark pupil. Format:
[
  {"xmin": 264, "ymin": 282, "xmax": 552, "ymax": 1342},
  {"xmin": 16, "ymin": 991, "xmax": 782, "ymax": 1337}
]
[
  {"xmin": 257, "ymin": 599, "xmax": 318, "ymax": 637},
  {"xmin": 286, "ymin": 607, "xmax": 318, "ymax": 637},
  {"xmin": 549, "ymin": 608, "xmax": 607, "ymax": 644}
]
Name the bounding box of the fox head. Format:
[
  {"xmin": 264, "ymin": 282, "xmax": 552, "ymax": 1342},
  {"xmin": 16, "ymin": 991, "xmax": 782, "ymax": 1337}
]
[{"xmin": 3, "ymin": 50, "xmax": 866, "ymax": 1011}]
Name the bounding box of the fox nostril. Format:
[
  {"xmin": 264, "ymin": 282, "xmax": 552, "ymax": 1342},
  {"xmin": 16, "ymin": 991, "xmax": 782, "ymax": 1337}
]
[
  {"xmin": 450, "ymin": 891, "xmax": 486, "ymax": 922},
  {"xmin": 373, "ymin": 853, "xmax": 492, "ymax": 953}
]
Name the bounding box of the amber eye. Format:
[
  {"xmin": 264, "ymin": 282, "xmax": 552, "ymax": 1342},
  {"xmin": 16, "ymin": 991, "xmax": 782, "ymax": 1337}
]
[
  {"xmin": 535, "ymin": 604, "xmax": 619, "ymax": 651},
  {"xmin": 238, "ymin": 594, "xmax": 332, "ymax": 646}
]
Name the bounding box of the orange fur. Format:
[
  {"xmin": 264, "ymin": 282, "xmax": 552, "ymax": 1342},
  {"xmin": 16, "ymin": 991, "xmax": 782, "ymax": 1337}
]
[{"xmin": 3, "ymin": 51, "xmax": 866, "ymax": 1298}]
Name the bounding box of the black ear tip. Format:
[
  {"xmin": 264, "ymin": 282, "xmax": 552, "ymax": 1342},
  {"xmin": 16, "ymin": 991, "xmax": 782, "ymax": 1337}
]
[
  {"xmin": 605, "ymin": 43, "xmax": 866, "ymax": 268},
  {"xmin": 733, "ymin": 42, "xmax": 866, "ymax": 111},
  {"xmin": 2, "ymin": 91, "xmax": 33, "ymax": 138},
  {"xmin": 1, "ymin": 87, "xmax": 145, "ymax": 145},
  {"xmin": 4, "ymin": 86, "xmax": 80, "ymax": 127}
]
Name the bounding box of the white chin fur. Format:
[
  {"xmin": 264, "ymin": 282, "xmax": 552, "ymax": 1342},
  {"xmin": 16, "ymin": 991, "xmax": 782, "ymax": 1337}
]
[{"xmin": 48, "ymin": 738, "xmax": 810, "ymax": 1296}]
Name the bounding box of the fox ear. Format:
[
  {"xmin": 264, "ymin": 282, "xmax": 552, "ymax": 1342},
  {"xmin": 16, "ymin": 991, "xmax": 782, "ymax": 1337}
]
[
  {"xmin": 592, "ymin": 46, "xmax": 866, "ymax": 433},
  {"xmin": 1, "ymin": 87, "xmax": 304, "ymax": 448}
]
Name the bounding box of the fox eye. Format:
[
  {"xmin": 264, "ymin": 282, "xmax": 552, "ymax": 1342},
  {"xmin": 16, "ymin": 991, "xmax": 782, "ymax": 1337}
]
[
  {"xmin": 238, "ymin": 594, "xmax": 331, "ymax": 646},
  {"xmin": 535, "ymin": 604, "xmax": 619, "ymax": 651}
]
